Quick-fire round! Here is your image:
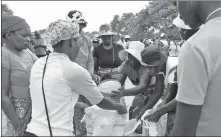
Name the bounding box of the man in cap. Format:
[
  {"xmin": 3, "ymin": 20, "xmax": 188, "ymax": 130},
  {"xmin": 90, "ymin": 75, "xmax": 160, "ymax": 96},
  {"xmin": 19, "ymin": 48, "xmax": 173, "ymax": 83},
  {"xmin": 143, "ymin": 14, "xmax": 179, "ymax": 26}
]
[
  {"xmin": 93, "ymin": 24, "xmax": 124, "ymax": 78},
  {"xmin": 66, "ymin": 10, "xmax": 94, "ymax": 74},
  {"xmin": 170, "ymin": 1, "xmax": 221, "ymax": 136},
  {"xmin": 66, "ymin": 10, "xmax": 99, "ymax": 136}
]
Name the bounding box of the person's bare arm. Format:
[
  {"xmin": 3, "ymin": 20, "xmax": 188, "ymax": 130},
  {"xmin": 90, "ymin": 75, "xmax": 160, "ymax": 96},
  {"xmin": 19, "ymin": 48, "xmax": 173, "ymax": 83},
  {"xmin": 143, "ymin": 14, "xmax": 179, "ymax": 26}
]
[
  {"xmin": 157, "ymin": 99, "xmax": 177, "ymax": 116},
  {"xmin": 97, "ymin": 97, "xmax": 127, "ymax": 114},
  {"xmin": 136, "ymin": 74, "xmax": 164, "ymax": 119},
  {"xmin": 122, "ymin": 72, "xmax": 151, "ymax": 96},
  {"xmin": 2, "ymin": 67, "xmax": 21, "ymax": 129},
  {"xmin": 112, "ymin": 73, "xmax": 127, "ymax": 86},
  {"xmin": 170, "ymin": 102, "xmax": 202, "ymax": 136},
  {"xmin": 160, "ymin": 82, "xmax": 178, "ymax": 106}
]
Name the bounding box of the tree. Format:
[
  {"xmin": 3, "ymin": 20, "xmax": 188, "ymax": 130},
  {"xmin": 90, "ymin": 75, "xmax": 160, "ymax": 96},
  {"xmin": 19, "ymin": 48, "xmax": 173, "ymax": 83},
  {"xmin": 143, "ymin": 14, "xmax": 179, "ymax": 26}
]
[
  {"xmin": 109, "ymin": 1, "xmax": 181, "ymax": 41},
  {"xmin": 2, "ymin": 4, "xmax": 13, "ymax": 15}
]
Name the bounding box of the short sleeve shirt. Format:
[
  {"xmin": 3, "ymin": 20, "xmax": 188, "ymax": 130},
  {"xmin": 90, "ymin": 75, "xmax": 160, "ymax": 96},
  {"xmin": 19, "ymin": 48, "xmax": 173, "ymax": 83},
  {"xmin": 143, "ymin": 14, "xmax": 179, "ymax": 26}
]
[
  {"xmin": 2, "ymin": 46, "xmax": 37, "ymax": 97},
  {"xmin": 93, "ymin": 43, "xmax": 124, "ymax": 69},
  {"xmin": 176, "ymin": 18, "xmax": 221, "ymax": 136},
  {"xmin": 27, "ymin": 52, "xmax": 103, "ymax": 136}
]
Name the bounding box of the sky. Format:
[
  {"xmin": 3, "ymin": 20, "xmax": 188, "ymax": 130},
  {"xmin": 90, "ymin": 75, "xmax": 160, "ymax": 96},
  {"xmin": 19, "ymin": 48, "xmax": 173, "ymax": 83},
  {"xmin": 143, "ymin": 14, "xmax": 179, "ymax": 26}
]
[{"xmin": 3, "ymin": 1, "xmax": 150, "ymax": 32}]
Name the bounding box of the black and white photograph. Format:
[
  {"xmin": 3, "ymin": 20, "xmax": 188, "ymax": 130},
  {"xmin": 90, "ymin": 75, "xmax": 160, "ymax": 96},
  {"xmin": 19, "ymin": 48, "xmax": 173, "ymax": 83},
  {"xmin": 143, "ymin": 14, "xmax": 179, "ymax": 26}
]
[{"xmin": 1, "ymin": 0, "xmax": 221, "ymax": 136}]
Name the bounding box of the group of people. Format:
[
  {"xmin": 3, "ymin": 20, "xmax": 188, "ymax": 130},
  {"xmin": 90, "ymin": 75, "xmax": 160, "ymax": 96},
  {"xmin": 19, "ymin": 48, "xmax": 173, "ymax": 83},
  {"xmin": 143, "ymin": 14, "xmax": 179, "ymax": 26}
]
[{"xmin": 2, "ymin": 1, "xmax": 221, "ymax": 136}]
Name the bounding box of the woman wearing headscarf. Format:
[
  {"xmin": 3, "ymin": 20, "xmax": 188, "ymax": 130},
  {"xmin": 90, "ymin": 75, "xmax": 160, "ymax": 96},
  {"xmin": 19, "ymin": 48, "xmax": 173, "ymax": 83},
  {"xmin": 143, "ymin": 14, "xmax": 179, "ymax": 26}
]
[
  {"xmin": 66, "ymin": 10, "xmax": 98, "ymax": 136},
  {"xmin": 1, "ymin": 15, "xmax": 38, "ymax": 136},
  {"xmin": 110, "ymin": 43, "xmax": 167, "ymax": 133},
  {"xmin": 93, "ymin": 24, "xmax": 124, "ymax": 79},
  {"xmin": 144, "ymin": 15, "xmax": 200, "ymax": 136}
]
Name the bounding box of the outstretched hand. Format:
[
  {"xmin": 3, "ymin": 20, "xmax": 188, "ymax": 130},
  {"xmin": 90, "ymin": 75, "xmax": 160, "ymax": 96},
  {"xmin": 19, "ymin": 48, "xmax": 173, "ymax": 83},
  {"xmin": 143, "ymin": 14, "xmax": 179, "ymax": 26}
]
[
  {"xmin": 116, "ymin": 104, "xmax": 127, "ymax": 115},
  {"xmin": 109, "ymin": 90, "xmax": 123, "ymax": 99},
  {"xmin": 144, "ymin": 109, "xmax": 162, "ymax": 122},
  {"xmin": 91, "ymin": 73, "xmax": 101, "ymax": 84}
]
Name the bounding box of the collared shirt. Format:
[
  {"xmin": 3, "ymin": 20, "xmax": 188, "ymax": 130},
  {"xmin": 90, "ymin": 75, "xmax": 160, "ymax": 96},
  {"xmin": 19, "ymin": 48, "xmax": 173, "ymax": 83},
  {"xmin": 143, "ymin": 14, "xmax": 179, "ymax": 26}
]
[
  {"xmin": 27, "ymin": 52, "xmax": 103, "ymax": 136},
  {"xmin": 176, "ymin": 17, "xmax": 221, "ymax": 136}
]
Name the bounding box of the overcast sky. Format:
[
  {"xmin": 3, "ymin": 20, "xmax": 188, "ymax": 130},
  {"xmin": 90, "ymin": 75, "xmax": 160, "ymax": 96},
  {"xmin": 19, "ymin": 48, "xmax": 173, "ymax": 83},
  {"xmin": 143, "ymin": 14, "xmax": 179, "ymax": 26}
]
[{"xmin": 3, "ymin": 1, "xmax": 149, "ymax": 32}]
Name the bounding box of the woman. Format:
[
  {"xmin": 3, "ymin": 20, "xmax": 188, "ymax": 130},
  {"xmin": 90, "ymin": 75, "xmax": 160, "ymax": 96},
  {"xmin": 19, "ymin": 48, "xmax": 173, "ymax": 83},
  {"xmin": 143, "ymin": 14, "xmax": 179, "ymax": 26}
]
[
  {"xmin": 110, "ymin": 43, "xmax": 167, "ymax": 133},
  {"xmin": 144, "ymin": 15, "xmax": 200, "ymax": 136},
  {"xmin": 66, "ymin": 10, "xmax": 98, "ymax": 136},
  {"xmin": 93, "ymin": 24, "xmax": 124, "ymax": 78},
  {"xmin": 2, "ymin": 15, "xmax": 38, "ymax": 136}
]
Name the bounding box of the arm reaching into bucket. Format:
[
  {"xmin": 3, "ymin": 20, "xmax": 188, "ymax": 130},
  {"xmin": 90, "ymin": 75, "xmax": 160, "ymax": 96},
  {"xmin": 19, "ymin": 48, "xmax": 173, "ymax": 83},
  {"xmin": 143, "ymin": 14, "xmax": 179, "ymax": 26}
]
[
  {"xmin": 97, "ymin": 97, "xmax": 127, "ymax": 114},
  {"xmin": 67, "ymin": 65, "xmax": 127, "ymax": 114}
]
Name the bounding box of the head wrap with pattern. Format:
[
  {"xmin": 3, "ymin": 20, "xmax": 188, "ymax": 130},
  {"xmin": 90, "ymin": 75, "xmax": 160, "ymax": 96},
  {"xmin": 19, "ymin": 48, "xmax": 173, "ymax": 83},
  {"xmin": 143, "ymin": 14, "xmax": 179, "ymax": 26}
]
[{"xmin": 44, "ymin": 19, "xmax": 80, "ymax": 46}]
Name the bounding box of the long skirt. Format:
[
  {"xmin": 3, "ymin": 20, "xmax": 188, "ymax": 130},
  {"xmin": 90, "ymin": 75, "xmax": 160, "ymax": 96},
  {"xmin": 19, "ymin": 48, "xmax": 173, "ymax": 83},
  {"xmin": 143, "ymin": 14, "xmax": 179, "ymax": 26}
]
[{"xmin": 6, "ymin": 96, "xmax": 32, "ymax": 136}]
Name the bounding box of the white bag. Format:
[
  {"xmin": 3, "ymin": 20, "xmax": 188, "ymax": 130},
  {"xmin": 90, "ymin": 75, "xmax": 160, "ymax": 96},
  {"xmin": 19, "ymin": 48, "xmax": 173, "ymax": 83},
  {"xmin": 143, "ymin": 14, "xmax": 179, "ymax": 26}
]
[
  {"xmin": 141, "ymin": 110, "xmax": 167, "ymax": 136},
  {"xmin": 123, "ymin": 119, "xmax": 141, "ymax": 136},
  {"xmin": 81, "ymin": 105, "xmax": 127, "ymax": 136}
]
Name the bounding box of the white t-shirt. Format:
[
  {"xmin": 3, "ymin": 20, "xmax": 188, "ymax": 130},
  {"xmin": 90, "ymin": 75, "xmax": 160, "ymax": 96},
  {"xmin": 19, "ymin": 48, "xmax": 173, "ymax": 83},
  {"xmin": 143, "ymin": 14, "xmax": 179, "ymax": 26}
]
[
  {"xmin": 27, "ymin": 52, "xmax": 104, "ymax": 136},
  {"xmin": 176, "ymin": 17, "xmax": 221, "ymax": 136}
]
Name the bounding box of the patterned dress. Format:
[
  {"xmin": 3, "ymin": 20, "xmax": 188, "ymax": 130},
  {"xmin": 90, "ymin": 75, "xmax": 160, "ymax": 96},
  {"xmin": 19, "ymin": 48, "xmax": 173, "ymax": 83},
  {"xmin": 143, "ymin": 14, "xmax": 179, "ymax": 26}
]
[
  {"xmin": 2, "ymin": 46, "xmax": 37, "ymax": 136},
  {"xmin": 118, "ymin": 61, "xmax": 158, "ymax": 119}
]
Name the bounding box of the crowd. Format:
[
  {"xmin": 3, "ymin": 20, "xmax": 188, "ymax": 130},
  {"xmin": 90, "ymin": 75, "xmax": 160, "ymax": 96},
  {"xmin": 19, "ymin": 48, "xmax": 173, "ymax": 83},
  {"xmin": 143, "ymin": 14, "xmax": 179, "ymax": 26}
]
[{"xmin": 1, "ymin": 1, "xmax": 221, "ymax": 136}]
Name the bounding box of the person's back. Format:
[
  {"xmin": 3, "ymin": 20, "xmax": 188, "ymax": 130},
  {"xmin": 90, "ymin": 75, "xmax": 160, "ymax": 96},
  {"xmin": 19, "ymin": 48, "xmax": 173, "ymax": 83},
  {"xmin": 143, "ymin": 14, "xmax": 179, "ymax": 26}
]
[
  {"xmin": 27, "ymin": 54, "xmax": 84, "ymax": 136},
  {"xmin": 177, "ymin": 17, "xmax": 221, "ymax": 135}
]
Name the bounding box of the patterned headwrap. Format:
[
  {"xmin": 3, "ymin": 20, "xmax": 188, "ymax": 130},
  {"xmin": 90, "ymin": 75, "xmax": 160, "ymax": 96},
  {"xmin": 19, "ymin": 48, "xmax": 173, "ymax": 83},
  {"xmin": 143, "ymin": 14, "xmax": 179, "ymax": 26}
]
[
  {"xmin": 44, "ymin": 19, "xmax": 80, "ymax": 46},
  {"xmin": 2, "ymin": 15, "xmax": 30, "ymax": 36}
]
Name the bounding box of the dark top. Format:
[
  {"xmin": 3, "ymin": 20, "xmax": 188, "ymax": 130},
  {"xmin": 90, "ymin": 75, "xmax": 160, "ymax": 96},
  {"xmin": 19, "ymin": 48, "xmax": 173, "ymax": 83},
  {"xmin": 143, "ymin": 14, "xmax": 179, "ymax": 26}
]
[{"xmin": 93, "ymin": 43, "xmax": 124, "ymax": 69}]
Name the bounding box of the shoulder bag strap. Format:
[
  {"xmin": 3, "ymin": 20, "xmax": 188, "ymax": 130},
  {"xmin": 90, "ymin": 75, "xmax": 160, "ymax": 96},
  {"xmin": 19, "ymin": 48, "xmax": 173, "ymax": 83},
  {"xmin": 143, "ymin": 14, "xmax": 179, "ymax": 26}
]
[
  {"xmin": 42, "ymin": 55, "xmax": 53, "ymax": 137},
  {"xmin": 42, "ymin": 55, "xmax": 77, "ymax": 136}
]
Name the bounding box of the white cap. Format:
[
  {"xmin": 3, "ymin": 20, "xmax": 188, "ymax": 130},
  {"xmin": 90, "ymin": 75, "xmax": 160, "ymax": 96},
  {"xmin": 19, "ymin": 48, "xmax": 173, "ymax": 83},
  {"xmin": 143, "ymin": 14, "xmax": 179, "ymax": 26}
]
[{"xmin": 124, "ymin": 35, "xmax": 130, "ymax": 39}]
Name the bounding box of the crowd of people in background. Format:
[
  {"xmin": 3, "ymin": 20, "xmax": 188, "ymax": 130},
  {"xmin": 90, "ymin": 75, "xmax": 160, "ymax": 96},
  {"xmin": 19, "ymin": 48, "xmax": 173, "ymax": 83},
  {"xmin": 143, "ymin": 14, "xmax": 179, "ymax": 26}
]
[{"xmin": 2, "ymin": 1, "xmax": 221, "ymax": 136}]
